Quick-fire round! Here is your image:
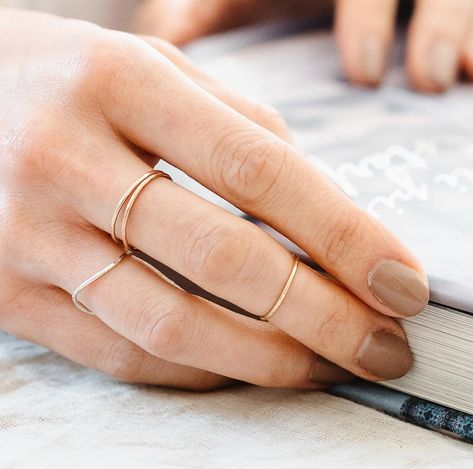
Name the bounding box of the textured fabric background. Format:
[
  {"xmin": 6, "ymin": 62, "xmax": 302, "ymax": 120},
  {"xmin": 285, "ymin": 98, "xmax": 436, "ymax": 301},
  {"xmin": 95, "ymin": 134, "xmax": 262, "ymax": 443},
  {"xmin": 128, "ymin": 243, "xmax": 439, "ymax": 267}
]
[{"xmin": 1, "ymin": 333, "xmax": 473, "ymax": 468}]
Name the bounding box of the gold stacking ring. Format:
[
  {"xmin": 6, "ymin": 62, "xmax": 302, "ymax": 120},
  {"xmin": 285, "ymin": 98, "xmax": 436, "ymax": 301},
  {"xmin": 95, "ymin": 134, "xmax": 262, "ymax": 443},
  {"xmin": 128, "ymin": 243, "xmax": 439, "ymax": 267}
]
[
  {"xmin": 72, "ymin": 251, "xmax": 134, "ymax": 315},
  {"xmin": 110, "ymin": 170, "xmax": 172, "ymax": 250},
  {"xmin": 260, "ymin": 255, "xmax": 299, "ymax": 322}
]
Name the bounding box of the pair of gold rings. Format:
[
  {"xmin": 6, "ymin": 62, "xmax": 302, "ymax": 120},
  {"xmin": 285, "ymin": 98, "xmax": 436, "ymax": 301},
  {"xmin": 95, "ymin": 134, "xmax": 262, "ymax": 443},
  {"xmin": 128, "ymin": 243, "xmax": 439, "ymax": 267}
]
[
  {"xmin": 71, "ymin": 170, "xmax": 299, "ymax": 321},
  {"xmin": 72, "ymin": 170, "xmax": 172, "ymax": 315}
]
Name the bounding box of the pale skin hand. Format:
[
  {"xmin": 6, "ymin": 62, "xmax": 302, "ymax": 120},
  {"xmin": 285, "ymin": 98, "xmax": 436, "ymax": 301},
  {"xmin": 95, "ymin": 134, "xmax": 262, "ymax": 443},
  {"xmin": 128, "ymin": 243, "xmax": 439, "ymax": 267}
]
[
  {"xmin": 135, "ymin": 0, "xmax": 473, "ymax": 93},
  {"xmin": 0, "ymin": 9, "xmax": 428, "ymax": 391}
]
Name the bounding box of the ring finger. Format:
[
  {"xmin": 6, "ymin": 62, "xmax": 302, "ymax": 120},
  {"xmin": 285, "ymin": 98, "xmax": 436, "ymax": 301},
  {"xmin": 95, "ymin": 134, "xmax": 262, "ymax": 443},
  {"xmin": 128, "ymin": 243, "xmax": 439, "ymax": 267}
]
[
  {"xmin": 407, "ymin": 0, "xmax": 473, "ymax": 92},
  {"xmin": 37, "ymin": 224, "xmax": 352, "ymax": 388},
  {"xmin": 2, "ymin": 280, "xmax": 231, "ymax": 391}
]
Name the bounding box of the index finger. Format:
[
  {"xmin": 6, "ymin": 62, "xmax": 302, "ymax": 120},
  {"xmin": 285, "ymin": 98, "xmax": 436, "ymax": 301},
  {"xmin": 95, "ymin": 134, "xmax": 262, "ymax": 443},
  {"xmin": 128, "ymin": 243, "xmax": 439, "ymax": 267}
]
[{"xmin": 97, "ymin": 33, "xmax": 429, "ymax": 319}]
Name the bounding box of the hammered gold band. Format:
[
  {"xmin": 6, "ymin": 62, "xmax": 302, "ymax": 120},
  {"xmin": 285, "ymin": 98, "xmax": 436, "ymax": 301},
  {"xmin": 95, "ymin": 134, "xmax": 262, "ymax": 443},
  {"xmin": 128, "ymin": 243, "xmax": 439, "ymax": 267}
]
[
  {"xmin": 111, "ymin": 171, "xmax": 156, "ymax": 244},
  {"xmin": 121, "ymin": 171, "xmax": 172, "ymax": 251},
  {"xmin": 260, "ymin": 255, "xmax": 299, "ymax": 322},
  {"xmin": 111, "ymin": 170, "xmax": 172, "ymax": 251}
]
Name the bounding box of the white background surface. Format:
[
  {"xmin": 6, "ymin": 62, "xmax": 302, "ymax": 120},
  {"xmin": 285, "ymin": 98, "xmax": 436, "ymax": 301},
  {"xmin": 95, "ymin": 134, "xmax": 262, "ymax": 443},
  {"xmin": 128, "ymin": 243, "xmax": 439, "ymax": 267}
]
[{"xmin": 1, "ymin": 333, "xmax": 472, "ymax": 468}]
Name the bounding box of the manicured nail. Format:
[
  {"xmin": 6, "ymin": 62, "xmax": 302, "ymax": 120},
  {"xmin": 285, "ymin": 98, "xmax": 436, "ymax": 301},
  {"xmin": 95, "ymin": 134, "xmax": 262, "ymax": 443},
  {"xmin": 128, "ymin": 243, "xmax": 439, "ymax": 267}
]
[
  {"xmin": 361, "ymin": 36, "xmax": 384, "ymax": 85},
  {"xmin": 429, "ymin": 40, "xmax": 458, "ymax": 91},
  {"xmin": 310, "ymin": 356, "xmax": 354, "ymax": 384},
  {"xmin": 368, "ymin": 259, "xmax": 429, "ymax": 317},
  {"xmin": 356, "ymin": 330, "xmax": 413, "ymax": 380}
]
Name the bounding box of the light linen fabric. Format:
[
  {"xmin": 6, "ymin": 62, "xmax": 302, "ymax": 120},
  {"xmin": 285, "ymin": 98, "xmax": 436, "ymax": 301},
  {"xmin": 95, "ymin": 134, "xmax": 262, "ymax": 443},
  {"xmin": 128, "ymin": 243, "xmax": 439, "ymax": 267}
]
[{"xmin": 1, "ymin": 332, "xmax": 472, "ymax": 469}]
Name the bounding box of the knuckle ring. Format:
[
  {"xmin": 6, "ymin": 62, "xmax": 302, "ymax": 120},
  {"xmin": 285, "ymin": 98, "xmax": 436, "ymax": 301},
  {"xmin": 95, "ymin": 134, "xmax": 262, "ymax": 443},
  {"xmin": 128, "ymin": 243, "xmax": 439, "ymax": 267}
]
[
  {"xmin": 260, "ymin": 255, "xmax": 299, "ymax": 322},
  {"xmin": 111, "ymin": 170, "xmax": 172, "ymax": 251},
  {"xmin": 72, "ymin": 251, "xmax": 134, "ymax": 315}
]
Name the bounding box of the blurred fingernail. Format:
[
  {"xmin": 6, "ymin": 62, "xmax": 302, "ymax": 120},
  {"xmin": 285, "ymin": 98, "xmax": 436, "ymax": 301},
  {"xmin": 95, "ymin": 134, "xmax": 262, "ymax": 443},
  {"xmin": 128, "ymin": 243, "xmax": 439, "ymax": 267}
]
[
  {"xmin": 361, "ymin": 36, "xmax": 384, "ymax": 85},
  {"xmin": 309, "ymin": 356, "xmax": 354, "ymax": 384},
  {"xmin": 356, "ymin": 330, "xmax": 413, "ymax": 380},
  {"xmin": 368, "ymin": 259, "xmax": 429, "ymax": 317},
  {"xmin": 429, "ymin": 40, "xmax": 458, "ymax": 91}
]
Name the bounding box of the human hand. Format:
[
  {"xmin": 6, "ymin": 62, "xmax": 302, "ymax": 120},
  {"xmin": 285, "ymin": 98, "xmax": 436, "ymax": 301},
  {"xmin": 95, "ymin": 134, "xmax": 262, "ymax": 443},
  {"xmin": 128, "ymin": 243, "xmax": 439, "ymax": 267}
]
[
  {"xmin": 1, "ymin": 9, "xmax": 428, "ymax": 391},
  {"xmin": 136, "ymin": 0, "xmax": 473, "ymax": 93}
]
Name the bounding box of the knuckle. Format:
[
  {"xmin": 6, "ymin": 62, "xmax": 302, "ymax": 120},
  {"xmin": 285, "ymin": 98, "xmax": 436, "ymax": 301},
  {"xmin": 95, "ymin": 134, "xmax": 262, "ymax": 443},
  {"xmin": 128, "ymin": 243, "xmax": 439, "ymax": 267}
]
[
  {"xmin": 312, "ymin": 292, "xmax": 351, "ymax": 351},
  {"xmin": 214, "ymin": 130, "xmax": 288, "ymax": 206},
  {"xmin": 0, "ymin": 195, "xmax": 60, "ymax": 273},
  {"xmin": 78, "ymin": 34, "xmax": 145, "ymax": 103},
  {"xmin": 184, "ymin": 221, "xmax": 253, "ymax": 286},
  {"xmin": 320, "ymin": 207, "xmax": 366, "ymax": 265},
  {"xmin": 4, "ymin": 120, "xmax": 68, "ymax": 184},
  {"xmin": 141, "ymin": 297, "xmax": 196, "ymax": 361},
  {"xmin": 80, "ymin": 36, "xmax": 128, "ymax": 82},
  {"xmin": 96, "ymin": 339, "xmax": 146, "ymax": 383}
]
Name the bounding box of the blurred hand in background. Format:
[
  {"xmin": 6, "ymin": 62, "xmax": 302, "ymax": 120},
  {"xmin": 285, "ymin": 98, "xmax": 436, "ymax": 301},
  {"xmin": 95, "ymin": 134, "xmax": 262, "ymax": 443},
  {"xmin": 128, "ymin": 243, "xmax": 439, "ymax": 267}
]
[{"xmin": 135, "ymin": 0, "xmax": 473, "ymax": 93}]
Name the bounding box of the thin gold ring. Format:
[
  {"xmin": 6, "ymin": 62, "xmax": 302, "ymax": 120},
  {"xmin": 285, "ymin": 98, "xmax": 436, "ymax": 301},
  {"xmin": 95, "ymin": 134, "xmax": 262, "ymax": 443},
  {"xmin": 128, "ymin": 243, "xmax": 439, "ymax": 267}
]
[
  {"xmin": 111, "ymin": 170, "xmax": 157, "ymax": 244},
  {"xmin": 72, "ymin": 252, "xmax": 133, "ymax": 315},
  {"xmin": 260, "ymin": 255, "xmax": 299, "ymax": 322},
  {"xmin": 121, "ymin": 170, "xmax": 172, "ymax": 252}
]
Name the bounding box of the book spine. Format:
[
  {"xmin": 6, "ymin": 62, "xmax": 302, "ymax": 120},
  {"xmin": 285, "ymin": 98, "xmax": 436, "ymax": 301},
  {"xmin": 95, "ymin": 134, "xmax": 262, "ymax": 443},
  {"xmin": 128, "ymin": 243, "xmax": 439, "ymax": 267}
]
[{"xmin": 330, "ymin": 381, "xmax": 473, "ymax": 443}]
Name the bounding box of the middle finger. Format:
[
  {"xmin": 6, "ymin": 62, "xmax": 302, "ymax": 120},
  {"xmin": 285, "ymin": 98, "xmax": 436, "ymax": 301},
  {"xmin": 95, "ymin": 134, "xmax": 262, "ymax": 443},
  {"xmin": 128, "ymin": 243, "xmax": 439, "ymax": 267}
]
[
  {"xmin": 98, "ymin": 34, "xmax": 429, "ymax": 323},
  {"xmin": 39, "ymin": 226, "xmax": 351, "ymax": 388},
  {"xmin": 68, "ymin": 137, "xmax": 413, "ymax": 381}
]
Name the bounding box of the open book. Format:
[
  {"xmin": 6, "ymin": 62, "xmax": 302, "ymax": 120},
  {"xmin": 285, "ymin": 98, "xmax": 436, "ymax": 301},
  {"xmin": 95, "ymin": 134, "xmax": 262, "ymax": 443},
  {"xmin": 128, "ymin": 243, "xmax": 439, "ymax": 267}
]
[{"xmin": 163, "ymin": 24, "xmax": 473, "ymax": 440}]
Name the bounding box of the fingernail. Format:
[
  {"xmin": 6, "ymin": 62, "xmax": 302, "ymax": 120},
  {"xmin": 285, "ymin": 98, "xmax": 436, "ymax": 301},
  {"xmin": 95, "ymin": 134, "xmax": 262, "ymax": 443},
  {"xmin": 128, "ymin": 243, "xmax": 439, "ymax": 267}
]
[
  {"xmin": 356, "ymin": 330, "xmax": 413, "ymax": 380},
  {"xmin": 429, "ymin": 40, "xmax": 458, "ymax": 91},
  {"xmin": 368, "ymin": 259, "xmax": 429, "ymax": 317},
  {"xmin": 361, "ymin": 36, "xmax": 384, "ymax": 85},
  {"xmin": 309, "ymin": 356, "xmax": 354, "ymax": 384}
]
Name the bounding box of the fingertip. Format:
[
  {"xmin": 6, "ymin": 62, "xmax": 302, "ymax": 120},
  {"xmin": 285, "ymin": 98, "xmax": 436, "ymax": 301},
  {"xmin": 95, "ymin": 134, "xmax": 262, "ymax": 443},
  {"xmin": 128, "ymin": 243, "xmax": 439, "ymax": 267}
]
[
  {"xmin": 337, "ymin": 38, "xmax": 386, "ymax": 89},
  {"xmin": 356, "ymin": 329, "xmax": 414, "ymax": 381},
  {"xmin": 408, "ymin": 39, "xmax": 460, "ymax": 94},
  {"xmin": 335, "ymin": 0, "xmax": 396, "ymax": 88},
  {"xmin": 309, "ymin": 356, "xmax": 355, "ymax": 385},
  {"xmin": 357, "ymin": 35, "xmax": 387, "ymax": 87},
  {"xmin": 368, "ymin": 259, "xmax": 430, "ymax": 319}
]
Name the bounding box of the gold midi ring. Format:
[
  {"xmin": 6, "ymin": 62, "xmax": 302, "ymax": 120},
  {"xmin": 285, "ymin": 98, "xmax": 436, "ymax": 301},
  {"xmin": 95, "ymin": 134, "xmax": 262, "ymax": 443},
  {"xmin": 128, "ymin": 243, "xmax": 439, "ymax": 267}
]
[
  {"xmin": 121, "ymin": 170, "xmax": 172, "ymax": 251},
  {"xmin": 111, "ymin": 170, "xmax": 172, "ymax": 249},
  {"xmin": 72, "ymin": 252, "xmax": 132, "ymax": 315},
  {"xmin": 111, "ymin": 171, "xmax": 157, "ymax": 244},
  {"xmin": 260, "ymin": 255, "xmax": 299, "ymax": 322}
]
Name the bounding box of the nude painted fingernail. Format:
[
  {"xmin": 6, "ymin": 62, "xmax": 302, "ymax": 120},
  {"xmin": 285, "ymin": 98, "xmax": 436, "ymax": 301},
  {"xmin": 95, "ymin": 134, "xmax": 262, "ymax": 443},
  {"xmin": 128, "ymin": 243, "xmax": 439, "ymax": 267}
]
[
  {"xmin": 368, "ymin": 260, "xmax": 429, "ymax": 317},
  {"xmin": 361, "ymin": 36, "xmax": 384, "ymax": 85},
  {"xmin": 309, "ymin": 357, "xmax": 354, "ymax": 384},
  {"xmin": 429, "ymin": 40, "xmax": 458, "ymax": 91},
  {"xmin": 356, "ymin": 330, "xmax": 413, "ymax": 380}
]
